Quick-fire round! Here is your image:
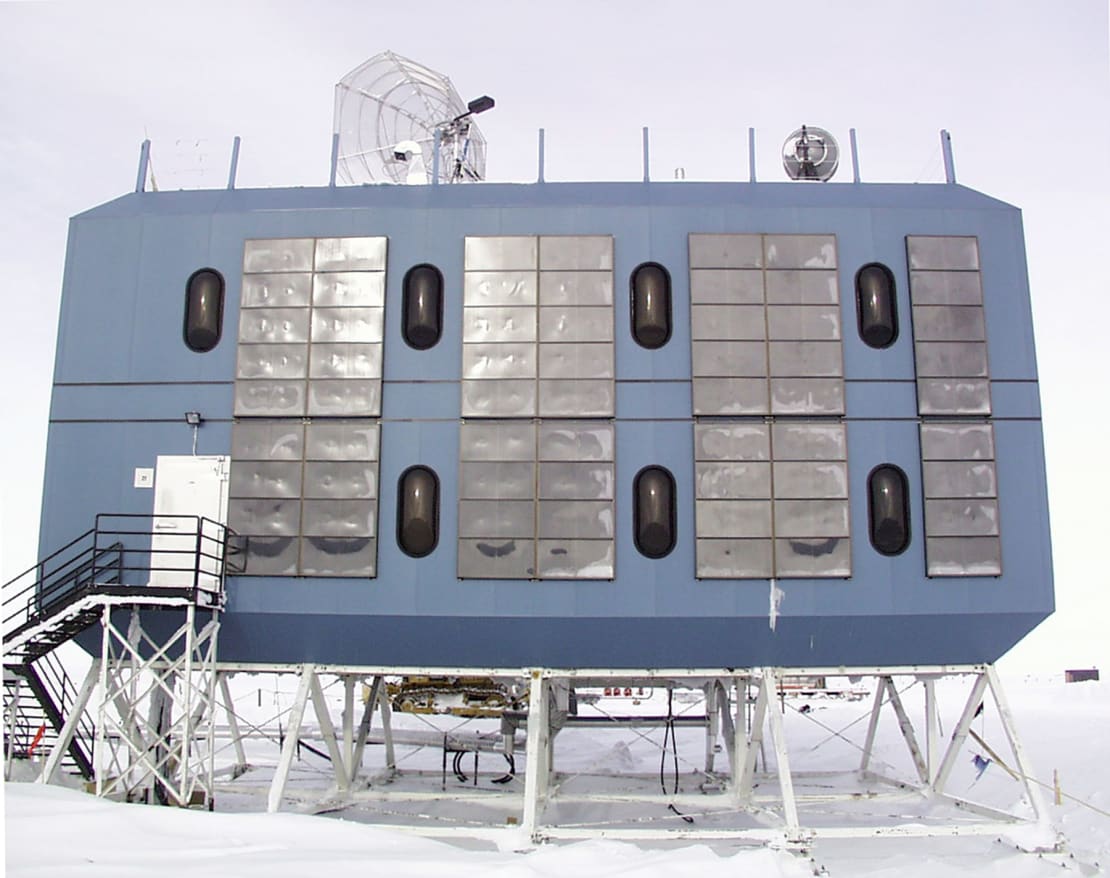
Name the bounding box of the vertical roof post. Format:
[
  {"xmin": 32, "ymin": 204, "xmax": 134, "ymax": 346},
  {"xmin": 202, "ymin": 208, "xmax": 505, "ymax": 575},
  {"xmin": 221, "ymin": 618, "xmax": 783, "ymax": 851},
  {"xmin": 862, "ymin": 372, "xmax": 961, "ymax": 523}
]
[
  {"xmin": 748, "ymin": 128, "xmax": 757, "ymax": 183},
  {"xmin": 227, "ymin": 136, "xmax": 241, "ymax": 191},
  {"xmin": 432, "ymin": 128, "xmax": 441, "ymax": 186},
  {"xmin": 941, "ymin": 129, "xmax": 957, "ymax": 184},
  {"xmin": 135, "ymin": 139, "xmax": 151, "ymax": 193},
  {"xmin": 537, "ymin": 128, "xmax": 545, "ymax": 183},
  {"xmin": 849, "ymin": 127, "xmax": 861, "ymax": 183},
  {"xmin": 329, "ymin": 132, "xmax": 340, "ymax": 187}
]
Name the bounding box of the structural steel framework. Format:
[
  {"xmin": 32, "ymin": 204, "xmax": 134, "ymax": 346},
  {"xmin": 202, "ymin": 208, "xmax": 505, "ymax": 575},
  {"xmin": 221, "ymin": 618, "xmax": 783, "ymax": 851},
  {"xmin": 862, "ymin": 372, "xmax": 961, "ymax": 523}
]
[
  {"xmin": 178, "ymin": 662, "xmax": 1055, "ymax": 849},
  {"xmin": 33, "ymin": 601, "xmax": 221, "ymax": 808},
  {"xmin": 8, "ymin": 589, "xmax": 1054, "ymax": 850}
]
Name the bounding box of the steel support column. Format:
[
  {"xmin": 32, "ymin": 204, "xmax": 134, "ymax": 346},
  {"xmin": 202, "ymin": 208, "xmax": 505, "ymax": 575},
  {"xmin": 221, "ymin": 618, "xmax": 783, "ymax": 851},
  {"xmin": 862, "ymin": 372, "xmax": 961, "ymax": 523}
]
[
  {"xmin": 91, "ymin": 601, "xmax": 220, "ymax": 807},
  {"xmin": 521, "ymin": 669, "xmax": 549, "ymax": 840}
]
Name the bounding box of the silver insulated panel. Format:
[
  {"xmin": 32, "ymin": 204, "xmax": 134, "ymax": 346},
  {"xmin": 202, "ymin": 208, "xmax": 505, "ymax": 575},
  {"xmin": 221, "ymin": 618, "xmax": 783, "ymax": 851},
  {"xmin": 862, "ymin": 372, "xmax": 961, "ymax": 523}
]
[
  {"xmin": 694, "ymin": 420, "xmax": 850, "ymax": 578},
  {"xmin": 229, "ymin": 419, "xmax": 380, "ymax": 577},
  {"xmin": 920, "ymin": 422, "xmax": 1001, "ymax": 576},
  {"xmin": 231, "ymin": 236, "xmax": 385, "ymax": 578},
  {"xmin": 458, "ymin": 420, "xmax": 615, "ymax": 579},
  {"xmin": 906, "ymin": 236, "xmax": 991, "ymax": 416},
  {"xmin": 689, "ymin": 234, "xmax": 844, "ymax": 416},
  {"xmin": 236, "ymin": 237, "xmax": 387, "ymax": 417},
  {"xmin": 462, "ymin": 236, "xmax": 614, "ymax": 418}
]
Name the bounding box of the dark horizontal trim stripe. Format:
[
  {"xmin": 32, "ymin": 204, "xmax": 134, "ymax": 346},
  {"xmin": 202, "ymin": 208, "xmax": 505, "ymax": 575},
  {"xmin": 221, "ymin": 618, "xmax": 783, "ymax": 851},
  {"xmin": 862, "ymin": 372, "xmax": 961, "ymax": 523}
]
[
  {"xmin": 54, "ymin": 380, "xmax": 234, "ymax": 388},
  {"xmin": 49, "ymin": 415, "xmax": 1043, "ymax": 425},
  {"xmin": 50, "ymin": 377, "xmax": 1040, "ymax": 388}
]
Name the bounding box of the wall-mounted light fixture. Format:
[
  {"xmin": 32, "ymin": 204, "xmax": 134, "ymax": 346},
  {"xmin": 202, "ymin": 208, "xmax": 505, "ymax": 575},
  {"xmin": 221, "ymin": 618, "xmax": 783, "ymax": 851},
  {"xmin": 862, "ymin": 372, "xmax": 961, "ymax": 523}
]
[{"xmin": 184, "ymin": 411, "xmax": 203, "ymax": 454}]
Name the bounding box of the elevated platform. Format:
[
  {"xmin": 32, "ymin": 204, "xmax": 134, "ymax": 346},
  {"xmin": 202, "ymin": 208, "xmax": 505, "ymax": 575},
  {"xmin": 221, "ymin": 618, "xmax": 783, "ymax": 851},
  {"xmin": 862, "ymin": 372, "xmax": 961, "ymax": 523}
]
[{"xmin": 202, "ymin": 663, "xmax": 1056, "ymax": 851}]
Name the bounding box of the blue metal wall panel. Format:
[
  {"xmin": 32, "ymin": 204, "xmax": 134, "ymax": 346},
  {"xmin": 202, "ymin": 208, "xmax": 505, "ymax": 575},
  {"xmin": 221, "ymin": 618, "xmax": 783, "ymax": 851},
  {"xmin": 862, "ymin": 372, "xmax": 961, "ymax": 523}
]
[{"xmin": 42, "ymin": 179, "xmax": 1052, "ymax": 667}]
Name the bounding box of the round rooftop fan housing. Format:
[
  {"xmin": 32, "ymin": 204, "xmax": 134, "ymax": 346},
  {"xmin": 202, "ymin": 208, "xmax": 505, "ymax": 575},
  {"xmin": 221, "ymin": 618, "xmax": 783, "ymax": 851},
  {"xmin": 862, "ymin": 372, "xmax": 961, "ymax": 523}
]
[{"xmin": 782, "ymin": 125, "xmax": 839, "ymax": 182}]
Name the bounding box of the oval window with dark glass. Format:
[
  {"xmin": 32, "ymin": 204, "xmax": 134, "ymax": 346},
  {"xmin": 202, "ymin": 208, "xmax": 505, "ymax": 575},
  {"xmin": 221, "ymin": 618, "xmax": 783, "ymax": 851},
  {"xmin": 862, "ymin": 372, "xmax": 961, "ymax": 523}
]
[
  {"xmin": 868, "ymin": 464, "xmax": 910, "ymax": 556},
  {"xmin": 855, "ymin": 263, "xmax": 898, "ymax": 349},
  {"xmin": 183, "ymin": 268, "xmax": 225, "ymax": 352},
  {"xmin": 634, "ymin": 465, "xmax": 676, "ymax": 558},
  {"xmin": 397, "ymin": 465, "xmax": 440, "ymax": 557},
  {"xmin": 402, "ymin": 264, "xmax": 444, "ymax": 350},
  {"xmin": 630, "ymin": 262, "xmax": 672, "ymax": 349}
]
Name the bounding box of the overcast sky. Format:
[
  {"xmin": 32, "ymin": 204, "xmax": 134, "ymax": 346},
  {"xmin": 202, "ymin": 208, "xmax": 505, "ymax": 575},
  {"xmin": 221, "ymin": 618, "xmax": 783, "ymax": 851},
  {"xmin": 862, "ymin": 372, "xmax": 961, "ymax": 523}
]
[{"xmin": 1, "ymin": 1, "xmax": 1107, "ymax": 671}]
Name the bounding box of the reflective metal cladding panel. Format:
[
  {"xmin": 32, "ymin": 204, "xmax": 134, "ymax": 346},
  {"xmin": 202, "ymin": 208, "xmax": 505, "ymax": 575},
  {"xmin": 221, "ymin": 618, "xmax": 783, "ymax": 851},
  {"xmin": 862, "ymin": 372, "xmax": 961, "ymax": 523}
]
[
  {"xmin": 462, "ymin": 236, "xmax": 614, "ymax": 418},
  {"xmin": 694, "ymin": 421, "xmax": 850, "ymax": 578},
  {"xmin": 906, "ymin": 236, "xmax": 990, "ymax": 416},
  {"xmin": 235, "ymin": 238, "xmax": 387, "ymax": 417},
  {"xmin": 689, "ymin": 234, "xmax": 844, "ymax": 416},
  {"xmin": 231, "ymin": 236, "xmax": 385, "ymax": 578},
  {"xmin": 458, "ymin": 420, "xmax": 615, "ymax": 579},
  {"xmin": 920, "ymin": 422, "xmax": 1001, "ymax": 576},
  {"xmin": 229, "ymin": 419, "xmax": 380, "ymax": 576}
]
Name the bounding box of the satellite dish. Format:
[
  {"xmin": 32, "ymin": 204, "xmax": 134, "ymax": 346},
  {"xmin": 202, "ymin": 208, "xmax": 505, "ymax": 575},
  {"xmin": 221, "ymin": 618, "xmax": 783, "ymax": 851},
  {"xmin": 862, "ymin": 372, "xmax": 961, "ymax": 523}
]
[
  {"xmin": 333, "ymin": 50, "xmax": 493, "ymax": 185},
  {"xmin": 782, "ymin": 125, "xmax": 839, "ymax": 182},
  {"xmin": 392, "ymin": 139, "xmax": 428, "ymax": 185}
]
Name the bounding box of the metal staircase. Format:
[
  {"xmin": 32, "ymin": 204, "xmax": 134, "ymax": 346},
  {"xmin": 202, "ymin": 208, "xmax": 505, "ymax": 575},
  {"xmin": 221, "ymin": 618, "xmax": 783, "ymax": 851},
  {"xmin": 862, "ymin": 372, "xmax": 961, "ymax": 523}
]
[
  {"xmin": 4, "ymin": 652, "xmax": 94, "ymax": 778},
  {"xmin": 2, "ymin": 514, "xmax": 240, "ymax": 792}
]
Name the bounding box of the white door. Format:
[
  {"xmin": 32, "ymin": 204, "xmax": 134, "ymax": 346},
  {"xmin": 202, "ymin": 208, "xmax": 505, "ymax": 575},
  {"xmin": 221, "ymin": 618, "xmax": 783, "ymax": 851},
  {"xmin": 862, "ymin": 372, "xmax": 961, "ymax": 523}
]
[{"xmin": 151, "ymin": 455, "xmax": 229, "ymax": 589}]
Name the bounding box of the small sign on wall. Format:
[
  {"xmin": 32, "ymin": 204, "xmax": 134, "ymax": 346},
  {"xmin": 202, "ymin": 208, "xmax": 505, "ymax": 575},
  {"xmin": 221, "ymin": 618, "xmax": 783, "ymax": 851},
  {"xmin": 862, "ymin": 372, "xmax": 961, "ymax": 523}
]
[{"xmin": 134, "ymin": 467, "xmax": 154, "ymax": 488}]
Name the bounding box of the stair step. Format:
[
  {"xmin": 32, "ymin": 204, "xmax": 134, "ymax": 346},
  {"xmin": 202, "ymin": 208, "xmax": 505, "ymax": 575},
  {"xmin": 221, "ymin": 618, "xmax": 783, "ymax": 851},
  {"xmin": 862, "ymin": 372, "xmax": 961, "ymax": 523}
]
[{"xmin": 4, "ymin": 660, "xmax": 95, "ymax": 780}]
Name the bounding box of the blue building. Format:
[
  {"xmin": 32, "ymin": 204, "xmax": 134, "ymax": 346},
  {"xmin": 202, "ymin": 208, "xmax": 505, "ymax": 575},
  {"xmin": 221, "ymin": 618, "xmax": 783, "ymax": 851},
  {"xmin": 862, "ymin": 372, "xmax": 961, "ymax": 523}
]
[{"xmin": 38, "ymin": 147, "xmax": 1053, "ymax": 670}]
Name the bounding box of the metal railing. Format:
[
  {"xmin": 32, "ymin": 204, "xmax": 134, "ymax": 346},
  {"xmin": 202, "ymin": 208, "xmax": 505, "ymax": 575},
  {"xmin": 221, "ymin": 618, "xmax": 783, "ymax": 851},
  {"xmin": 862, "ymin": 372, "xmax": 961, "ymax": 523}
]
[
  {"xmin": 2, "ymin": 514, "xmax": 241, "ymax": 650},
  {"xmin": 36, "ymin": 649, "xmax": 96, "ymax": 778},
  {"xmin": 3, "ymin": 651, "xmax": 95, "ymax": 778}
]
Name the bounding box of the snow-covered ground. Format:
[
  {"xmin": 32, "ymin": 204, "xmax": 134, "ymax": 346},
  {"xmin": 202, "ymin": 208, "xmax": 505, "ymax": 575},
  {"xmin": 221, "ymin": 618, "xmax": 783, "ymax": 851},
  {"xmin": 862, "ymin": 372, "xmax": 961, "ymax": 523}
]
[{"xmin": 5, "ymin": 672, "xmax": 1108, "ymax": 876}]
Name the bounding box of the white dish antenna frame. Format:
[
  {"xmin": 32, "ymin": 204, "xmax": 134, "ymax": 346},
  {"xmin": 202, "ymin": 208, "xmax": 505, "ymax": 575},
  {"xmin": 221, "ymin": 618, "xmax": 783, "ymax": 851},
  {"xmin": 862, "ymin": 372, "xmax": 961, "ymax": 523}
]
[{"xmin": 333, "ymin": 50, "xmax": 493, "ymax": 186}]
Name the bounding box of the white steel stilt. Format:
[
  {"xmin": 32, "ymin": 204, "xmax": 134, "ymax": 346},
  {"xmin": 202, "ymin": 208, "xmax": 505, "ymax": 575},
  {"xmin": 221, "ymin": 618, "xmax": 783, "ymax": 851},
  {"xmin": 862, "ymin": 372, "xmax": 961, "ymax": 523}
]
[
  {"xmin": 932, "ymin": 670, "xmax": 989, "ymax": 794},
  {"xmin": 218, "ymin": 673, "xmax": 248, "ymax": 775},
  {"xmin": 730, "ymin": 675, "xmax": 749, "ymax": 804},
  {"xmin": 715, "ymin": 680, "xmax": 735, "ymax": 777},
  {"xmin": 762, "ymin": 668, "xmax": 803, "ymax": 843},
  {"xmin": 737, "ymin": 672, "xmax": 770, "ymax": 803},
  {"xmin": 378, "ymin": 679, "xmax": 396, "ymax": 772},
  {"xmin": 985, "ymin": 664, "xmax": 1051, "ymax": 826},
  {"xmin": 349, "ymin": 676, "xmax": 381, "ymax": 785},
  {"xmin": 309, "ymin": 671, "xmax": 348, "ymax": 793},
  {"xmin": 89, "ymin": 601, "xmax": 220, "ymax": 806},
  {"xmin": 859, "ymin": 675, "xmax": 885, "ymax": 773},
  {"xmin": 3, "ymin": 676, "xmax": 19, "ymax": 780},
  {"xmin": 704, "ymin": 679, "xmax": 719, "ymax": 775},
  {"xmin": 886, "ymin": 676, "xmax": 929, "ymax": 783},
  {"xmin": 63, "ymin": 661, "xmax": 1054, "ymax": 849},
  {"xmin": 94, "ymin": 605, "xmax": 112, "ymax": 797},
  {"xmin": 522, "ymin": 669, "xmax": 549, "ymax": 841},
  {"xmin": 342, "ymin": 676, "xmax": 356, "ymax": 771},
  {"xmin": 924, "ymin": 676, "xmax": 939, "ymax": 785},
  {"xmin": 268, "ymin": 664, "xmax": 313, "ymax": 812},
  {"xmin": 39, "ymin": 660, "xmax": 100, "ymax": 785},
  {"xmin": 145, "ymin": 667, "xmax": 174, "ymax": 801}
]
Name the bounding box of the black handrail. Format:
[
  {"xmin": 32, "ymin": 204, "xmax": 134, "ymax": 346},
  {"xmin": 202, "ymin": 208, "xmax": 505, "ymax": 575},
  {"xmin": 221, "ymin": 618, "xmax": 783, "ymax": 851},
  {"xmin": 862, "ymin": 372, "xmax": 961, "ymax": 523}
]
[
  {"xmin": 9, "ymin": 655, "xmax": 96, "ymax": 779},
  {"xmin": 1, "ymin": 542, "xmax": 121, "ymax": 633},
  {"xmin": 38, "ymin": 650, "xmax": 96, "ymax": 778},
  {"xmin": 2, "ymin": 514, "xmax": 239, "ymax": 650}
]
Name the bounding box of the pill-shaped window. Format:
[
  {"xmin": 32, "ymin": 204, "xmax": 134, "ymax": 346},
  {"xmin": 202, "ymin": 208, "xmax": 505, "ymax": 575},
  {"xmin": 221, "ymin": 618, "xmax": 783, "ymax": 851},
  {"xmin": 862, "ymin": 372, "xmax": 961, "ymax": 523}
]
[
  {"xmin": 855, "ymin": 263, "xmax": 898, "ymax": 349},
  {"xmin": 634, "ymin": 465, "xmax": 677, "ymax": 558},
  {"xmin": 868, "ymin": 464, "xmax": 910, "ymax": 556},
  {"xmin": 402, "ymin": 264, "xmax": 444, "ymax": 350},
  {"xmin": 630, "ymin": 262, "xmax": 672, "ymax": 349},
  {"xmin": 397, "ymin": 465, "xmax": 440, "ymax": 557},
  {"xmin": 183, "ymin": 268, "xmax": 225, "ymax": 352}
]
